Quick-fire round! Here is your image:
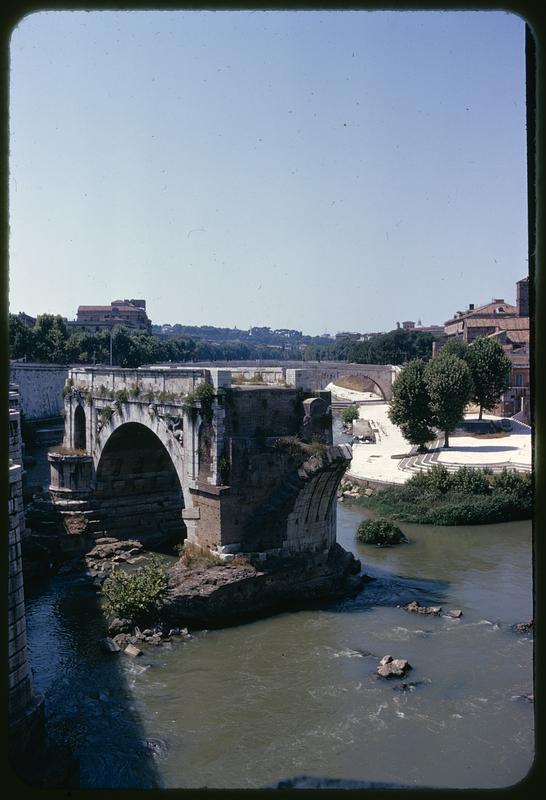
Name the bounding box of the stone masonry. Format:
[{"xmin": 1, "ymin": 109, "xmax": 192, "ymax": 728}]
[
  {"xmin": 48, "ymin": 367, "xmax": 354, "ymax": 560},
  {"xmin": 8, "ymin": 385, "xmax": 44, "ymax": 763},
  {"xmin": 9, "ymin": 363, "xmax": 69, "ymax": 420}
]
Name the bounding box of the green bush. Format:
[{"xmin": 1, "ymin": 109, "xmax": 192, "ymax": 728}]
[
  {"xmin": 101, "ymin": 556, "xmax": 169, "ymax": 621},
  {"xmin": 356, "ymin": 518, "xmax": 407, "ymax": 546},
  {"xmin": 341, "ymin": 405, "xmax": 360, "ymax": 425},
  {"xmin": 449, "ymin": 466, "xmax": 492, "ymax": 496},
  {"xmin": 357, "ymin": 465, "xmax": 532, "ymax": 526},
  {"xmin": 492, "ymin": 468, "xmax": 532, "ymax": 499},
  {"xmin": 423, "ymin": 465, "xmax": 452, "ymax": 495},
  {"xmin": 420, "ymin": 492, "xmax": 531, "ymax": 526}
]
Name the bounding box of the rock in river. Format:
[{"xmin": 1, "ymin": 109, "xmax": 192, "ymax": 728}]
[
  {"xmin": 108, "ymin": 617, "xmax": 134, "ymax": 635},
  {"xmin": 124, "ymin": 643, "xmax": 142, "ymax": 657},
  {"xmin": 512, "ymin": 620, "xmax": 533, "ymax": 634},
  {"xmin": 100, "ymin": 637, "xmax": 121, "ymax": 653},
  {"xmin": 402, "ymin": 601, "xmax": 442, "ymax": 616},
  {"xmin": 377, "ymin": 655, "xmax": 412, "ymax": 678}
]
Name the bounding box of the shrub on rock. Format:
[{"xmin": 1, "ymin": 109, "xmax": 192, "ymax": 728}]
[
  {"xmin": 356, "ymin": 518, "xmax": 407, "ymax": 546},
  {"xmin": 102, "ymin": 556, "xmax": 169, "ymax": 622}
]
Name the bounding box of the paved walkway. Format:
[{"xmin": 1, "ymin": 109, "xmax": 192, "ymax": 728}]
[{"xmin": 328, "ymin": 389, "xmax": 532, "ymax": 485}]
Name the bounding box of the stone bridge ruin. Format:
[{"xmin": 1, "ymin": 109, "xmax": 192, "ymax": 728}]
[{"xmin": 48, "ymin": 365, "xmax": 367, "ymax": 560}]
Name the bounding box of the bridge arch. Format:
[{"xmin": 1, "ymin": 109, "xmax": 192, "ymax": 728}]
[
  {"xmin": 94, "ymin": 421, "xmax": 187, "ymax": 548},
  {"xmin": 327, "ymin": 374, "xmax": 386, "ymax": 401},
  {"xmin": 90, "ymin": 402, "xmax": 193, "ymax": 547},
  {"xmin": 74, "ymin": 404, "xmax": 87, "ymax": 450}
]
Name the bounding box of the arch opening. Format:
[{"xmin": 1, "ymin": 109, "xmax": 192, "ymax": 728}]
[
  {"xmin": 74, "ymin": 404, "xmax": 86, "ymax": 450},
  {"xmin": 95, "ymin": 422, "xmax": 186, "ymax": 552},
  {"xmin": 327, "ymin": 375, "xmax": 386, "ymax": 401}
]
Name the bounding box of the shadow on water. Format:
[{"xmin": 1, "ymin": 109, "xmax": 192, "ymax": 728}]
[
  {"xmin": 23, "ymin": 571, "xmax": 164, "ymax": 789},
  {"xmin": 327, "ymin": 566, "xmax": 451, "ymax": 615}
]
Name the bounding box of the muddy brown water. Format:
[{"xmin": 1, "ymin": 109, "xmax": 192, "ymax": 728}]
[{"xmin": 23, "ymin": 433, "xmax": 533, "ymax": 789}]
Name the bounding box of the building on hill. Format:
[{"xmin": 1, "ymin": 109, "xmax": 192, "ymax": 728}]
[
  {"xmin": 440, "ymin": 277, "xmax": 530, "ymax": 422},
  {"xmin": 16, "ymin": 312, "xmax": 36, "ymax": 328},
  {"xmin": 443, "ymin": 278, "xmax": 530, "ymax": 345},
  {"xmin": 335, "ymin": 331, "xmax": 361, "ymax": 340},
  {"xmin": 69, "ymin": 299, "xmax": 151, "ymax": 333}
]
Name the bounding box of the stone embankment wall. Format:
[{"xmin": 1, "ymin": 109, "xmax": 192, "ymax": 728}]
[
  {"xmin": 8, "ymin": 385, "xmax": 44, "ymax": 762},
  {"xmin": 10, "ymin": 362, "xmax": 69, "ymax": 420}
]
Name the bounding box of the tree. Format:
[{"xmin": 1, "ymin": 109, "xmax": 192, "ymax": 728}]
[
  {"xmin": 425, "ymin": 354, "xmax": 473, "ymax": 448},
  {"xmin": 467, "ymin": 337, "xmax": 511, "ymax": 419},
  {"xmin": 341, "ymin": 405, "xmax": 360, "ymax": 426},
  {"xmin": 388, "ymin": 358, "xmax": 435, "ymax": 452},
  {"xmin": 9, "ymin": 314, "xmax": 35, "ymax": 359},
  {"xmin": 437, "ymin": 338, "xmax": 470, "ymax": 361},
  {"xmin": 32, "ymin": 314, "xmax": 69, "ymax": 363}
]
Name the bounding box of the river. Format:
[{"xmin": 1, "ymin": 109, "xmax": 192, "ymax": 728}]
[{"xmin": 22, "ymin": 430, "xmax": 533, "ymax": 789}]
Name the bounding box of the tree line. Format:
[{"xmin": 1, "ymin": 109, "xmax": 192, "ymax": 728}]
[
  {"xmin": 388, "ymin": 337, "xmax": 512, "ymax": 449},
  {"xmin": 8, "ymin": 314, "xmax": 303, "ymax": 367},
  {"xmin": 303, "ymin": 328, "xmax": 436, "ymax": 364}
]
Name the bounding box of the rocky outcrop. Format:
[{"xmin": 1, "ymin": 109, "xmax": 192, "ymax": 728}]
[
  {"xmin": 402, "ymin": 600, "xmax": 442, "ymax": 616},
  {"xmin": 55, "ymin": 538, "xmax": 146, "ymax": 576},
  {"xmin": 163, "ymin": 543, "xmax": 363, "ymax": 626},
  {"xmin": 512, "ymin": 619, "xmax": 533, "ymax": 634},
  {"xmin": 377, "ymin": 655, "xmax": 412, "ymax": 678}
]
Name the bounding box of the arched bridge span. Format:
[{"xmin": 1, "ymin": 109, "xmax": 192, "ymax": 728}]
[{"xmin": 49, "ymin": 366, "xmax": 353, "ymax": 559}]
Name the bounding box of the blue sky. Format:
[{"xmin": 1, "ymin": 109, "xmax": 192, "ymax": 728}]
[{"xmin": 9, "ymin": 9, "xmax": 527, "ymax": 335}]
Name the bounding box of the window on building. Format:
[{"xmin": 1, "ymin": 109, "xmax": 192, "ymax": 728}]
[{"xmin": 516, "ymin": 374, "xmax": 524, "ymax": 387}]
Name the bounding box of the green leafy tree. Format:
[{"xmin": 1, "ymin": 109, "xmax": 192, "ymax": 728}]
[
  {"xmin": 9, "ymin": 314, "xmax": 36, "ymax": 359},
  {"xmin": 425, "ymin": 354, "xmax": 473, "ymax": 448},
  {"xmin": 341, "ymin": 405, "xmax": 360, "ymax": 426},
  {"xmin": 388, "ymin": 358, "xmax": 435, "ymax": 452},
  {"xmin": 437, "ymin": 338, "xmax": 471, "ymax": 361},
  {"xmin": 467, "ymin": 337, "xmax": 511, "ymax": 419},
  {"xmin": 110, "ymin": 325, "xmax": 139, "ymax": 367},
  {"xmin": 33, "ymin": 314, "xmax": 69, "ymax": 363}
]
